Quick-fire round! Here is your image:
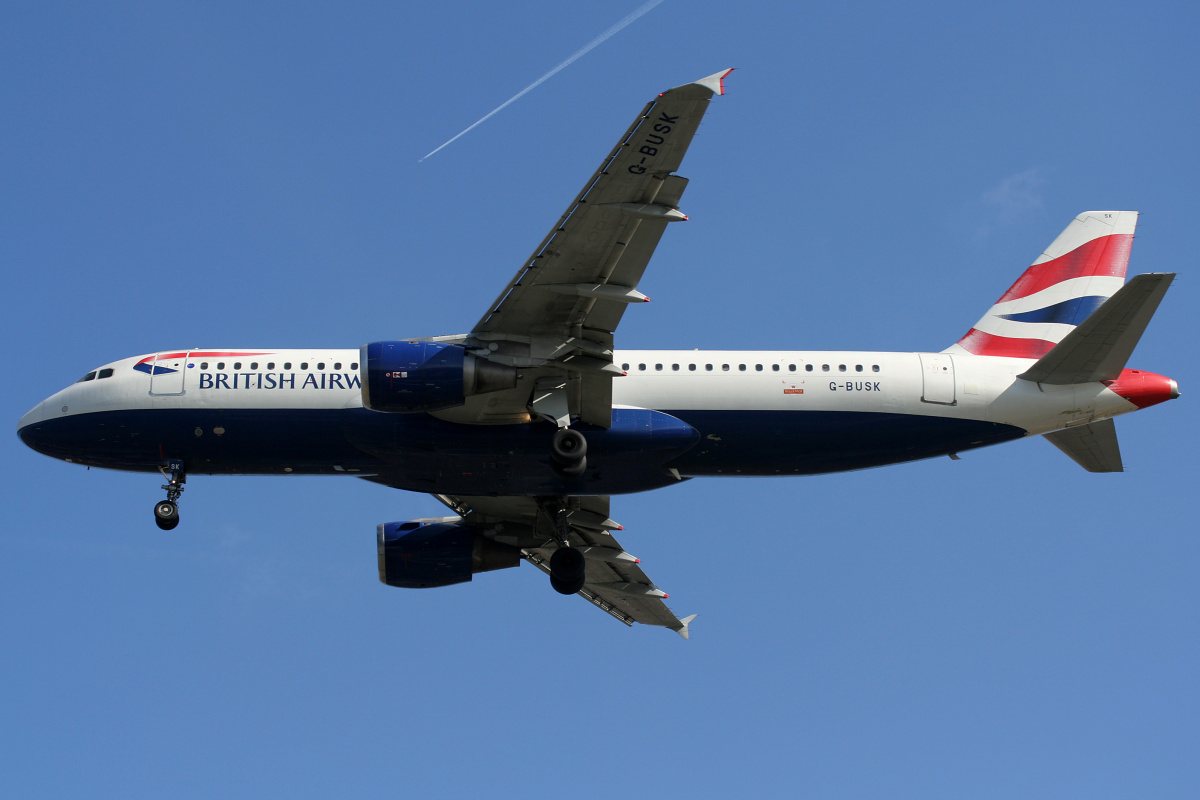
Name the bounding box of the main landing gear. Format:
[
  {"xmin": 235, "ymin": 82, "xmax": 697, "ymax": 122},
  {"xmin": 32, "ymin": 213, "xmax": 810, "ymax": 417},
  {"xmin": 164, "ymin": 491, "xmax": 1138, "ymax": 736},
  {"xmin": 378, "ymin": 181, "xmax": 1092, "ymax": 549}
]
[
  {"xmin": 154, "ymin": 459, "xmax": 185, "ymax": 531},
  {"xmin": 550, "ymin": 428, "xmax": 587, "ymax": 479},
  {"xmin": 538, "ymin": 499, "xmax": 587, "ymax": 595}
]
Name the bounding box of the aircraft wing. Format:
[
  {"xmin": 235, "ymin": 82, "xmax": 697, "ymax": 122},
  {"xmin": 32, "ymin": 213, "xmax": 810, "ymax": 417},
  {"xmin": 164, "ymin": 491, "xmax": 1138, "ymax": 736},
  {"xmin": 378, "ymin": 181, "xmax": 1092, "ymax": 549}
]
[
  {"xmin": 435, "ymin": 494, "xmax": 697, "ymax": 637},
  {"xmin": 447, "ymin": 69, "xmax": 732, "ymax": 428}
]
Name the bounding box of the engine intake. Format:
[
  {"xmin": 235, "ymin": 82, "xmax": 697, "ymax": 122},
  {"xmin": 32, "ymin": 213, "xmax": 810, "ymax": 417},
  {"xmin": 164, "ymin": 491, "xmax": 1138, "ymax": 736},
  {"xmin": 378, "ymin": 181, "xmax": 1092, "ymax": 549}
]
[
  {"xmin": 361, "ymin": 341, "xmax": 517, "ymax": 413},
  {"xmin": 377, "ymin": 519, "xmax": 520, "ymax": 588}
]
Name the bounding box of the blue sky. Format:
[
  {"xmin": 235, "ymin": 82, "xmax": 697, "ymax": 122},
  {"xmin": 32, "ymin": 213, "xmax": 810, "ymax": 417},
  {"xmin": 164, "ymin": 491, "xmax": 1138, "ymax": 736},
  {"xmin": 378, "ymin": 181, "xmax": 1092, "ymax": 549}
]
[{"xmin": 2, "ymin": 2, "xmax": 1197, "ymax": 797}]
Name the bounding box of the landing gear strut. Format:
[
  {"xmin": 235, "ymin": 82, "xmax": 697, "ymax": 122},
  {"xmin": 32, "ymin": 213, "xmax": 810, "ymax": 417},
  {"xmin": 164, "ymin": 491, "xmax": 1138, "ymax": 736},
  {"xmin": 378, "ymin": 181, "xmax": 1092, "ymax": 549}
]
[
  {"xmin": 539, "ymin": 499, "xmax": 587, "ymax": 595},
  {"xmin": 154, "ymin": 459, "xmax": 185, "ymax": 530}
]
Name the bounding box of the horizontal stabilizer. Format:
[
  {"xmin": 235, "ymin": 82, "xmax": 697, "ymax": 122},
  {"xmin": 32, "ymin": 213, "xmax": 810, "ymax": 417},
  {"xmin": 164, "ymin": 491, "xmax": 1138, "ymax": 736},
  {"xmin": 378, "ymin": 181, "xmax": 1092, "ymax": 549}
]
[
  {"xmin": 1044, "ymin": 419, "xmax": 1123, "ymax": 473},
  {"xmin": 1018, "ymin": 273, "xmax": 1174, "ymax": 385}
]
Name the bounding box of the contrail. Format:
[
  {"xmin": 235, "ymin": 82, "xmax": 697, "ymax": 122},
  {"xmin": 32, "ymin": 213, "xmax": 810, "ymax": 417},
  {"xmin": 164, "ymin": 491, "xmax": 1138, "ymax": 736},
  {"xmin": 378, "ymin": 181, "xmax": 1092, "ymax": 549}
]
[{"xmin": 419, "ymin": 0, "xmax": 667, "ymax": 162}]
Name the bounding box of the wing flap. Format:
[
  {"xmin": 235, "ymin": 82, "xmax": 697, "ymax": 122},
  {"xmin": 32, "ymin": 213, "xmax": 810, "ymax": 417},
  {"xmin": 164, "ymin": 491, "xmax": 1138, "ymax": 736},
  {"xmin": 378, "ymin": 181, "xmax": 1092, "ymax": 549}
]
[
  {"xmin": 472, "ymin": 80, "xmax": 724, "ymax": 341},
  {"xmin": 435, "ymin": 493, "xmax": 694, "ymax": 635}
]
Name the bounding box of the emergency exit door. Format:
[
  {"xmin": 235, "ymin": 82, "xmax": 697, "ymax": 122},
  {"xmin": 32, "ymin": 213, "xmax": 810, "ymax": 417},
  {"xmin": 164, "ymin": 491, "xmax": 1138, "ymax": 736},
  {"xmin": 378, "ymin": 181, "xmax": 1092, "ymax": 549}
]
[
  {"xmin": 919, "ymin": 353, "xmax": 956, "ymax": 405},
  {"xmin": 148, "ymin": 351, "xmax": 190, "ymax": 396}
]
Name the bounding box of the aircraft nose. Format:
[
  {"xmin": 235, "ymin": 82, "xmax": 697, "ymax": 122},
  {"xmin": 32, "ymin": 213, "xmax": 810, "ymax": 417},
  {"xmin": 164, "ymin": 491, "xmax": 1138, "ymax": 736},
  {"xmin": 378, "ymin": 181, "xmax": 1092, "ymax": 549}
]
[
  {"xmin": 17, "ymin": 396, "xmax": 72, "ymax": 458},
  {"xmin": 17, "ymin": 401, "xmax": 46, "ymax": 439},
  {"xmin": 1170, "ymin": 378, "xmax": 1181, "ymax": 400}
]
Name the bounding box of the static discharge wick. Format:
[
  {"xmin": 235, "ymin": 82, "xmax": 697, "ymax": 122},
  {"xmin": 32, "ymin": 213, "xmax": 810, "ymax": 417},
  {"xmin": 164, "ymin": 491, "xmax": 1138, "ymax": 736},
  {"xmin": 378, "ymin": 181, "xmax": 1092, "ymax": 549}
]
[{"xmin": 418, "ymin": 0, "xmax": 668, "ymax": 163}]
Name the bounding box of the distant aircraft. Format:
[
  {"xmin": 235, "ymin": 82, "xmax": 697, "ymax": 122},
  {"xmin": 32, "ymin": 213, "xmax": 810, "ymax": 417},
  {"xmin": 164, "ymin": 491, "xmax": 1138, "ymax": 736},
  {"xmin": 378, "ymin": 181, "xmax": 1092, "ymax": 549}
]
[{"xmin": 17, "ymin": 70, "xmax": 1179, "ymax": 637}]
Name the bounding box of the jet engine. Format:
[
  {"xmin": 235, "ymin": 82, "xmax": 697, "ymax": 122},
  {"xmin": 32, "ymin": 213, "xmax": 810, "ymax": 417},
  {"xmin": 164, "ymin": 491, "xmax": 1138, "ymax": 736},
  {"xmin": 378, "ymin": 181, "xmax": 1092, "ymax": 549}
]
[
  {"xmin": 377, "ymin": 519, "xmax": 521, "ymax": 589},
  {"xmin": 361, "ymin": 341, "xmax": 517, "ymax": 413}
]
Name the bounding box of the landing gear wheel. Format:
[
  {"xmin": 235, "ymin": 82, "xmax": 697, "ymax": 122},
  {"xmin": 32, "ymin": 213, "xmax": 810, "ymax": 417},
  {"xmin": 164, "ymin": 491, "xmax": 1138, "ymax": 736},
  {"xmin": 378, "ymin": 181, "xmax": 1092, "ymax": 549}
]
[
  {"xmin": 549, "ymin": 546, "xmax": 586, "ymax": 594},
  {"xmin": 551, "ymin": 428, "xmax": 587, "ymax": 479},
  {"xmin": 551, "ymin": 429, "xmax": 587, "ymax": 462},
  {"xmin": 154, "ymin": 500, "xmax": 179, "ymax": 531}
]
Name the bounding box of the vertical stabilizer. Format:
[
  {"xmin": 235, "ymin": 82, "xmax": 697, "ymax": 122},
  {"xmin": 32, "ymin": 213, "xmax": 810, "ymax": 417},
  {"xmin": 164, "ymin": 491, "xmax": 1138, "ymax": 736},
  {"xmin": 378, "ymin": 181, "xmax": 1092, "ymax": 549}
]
[{"xmin": 947, "ymin": 211, "xmax": 1137, "ymax": 358}]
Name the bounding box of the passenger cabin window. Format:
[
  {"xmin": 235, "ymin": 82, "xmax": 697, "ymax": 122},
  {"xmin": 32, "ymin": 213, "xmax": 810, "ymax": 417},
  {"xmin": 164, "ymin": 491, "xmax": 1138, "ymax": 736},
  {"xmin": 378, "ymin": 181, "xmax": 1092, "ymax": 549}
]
[
  {"xmin": 638, "ymin": 364, "xmax": 646, "ymax": 371},
  {"xmin": 789, "ymin": 364, "xmax": 797, "ymax": 372},
  {"xmin": 334, "ymin": 362, "xmax": 342, "ymax": 370},
  {"xmin": 772, "ymin": 364, "xmax": 780, "ymax": 372},
  {"xmin": 655, "ymin": 364, "xmax": 663, "ymax": 371},
  {"xmin": 78, "ymin": 371, "xmax": 97, "ymax": 383},
  {"xmin": 300, "ymin": 362, "xmax": 309, "ymax": 370},
  {"xmin": 97, "ymin": 368, "xmax": 113, "ymax": 379},
  {"xmin": 350, "ymin": 362, "xmax": 358, "ymax": 370},
  {"xmin": 284, "ymin": 362, "xmax": 292, "ymax": 370},
  {"xmin": 822, "ymin": 364, "xmax": 830, "ymax": 372},
  {"xmin": 250, "ymin": 362, "xmax": 259, "ymax": 370},
  {"xmin": 672, "ymin": 364, "xmax": 679, "ymax": 371},
  {"xmin": 267, "ymin": 362, "xmax": 275, "ymax": 370},
  {"xmin": 317, "ymin": 363, "xmax": 325, "ymax": 370},
  {"xmin": 201, "ymin": 362, "xmax": 209, "ymax": 370},
  {"xmin": 234, "ymin": 362, "xmax": 242, "ymax": 370},
  {"xmin": 722, "ymin": 364, "xmax": 730, "ymax": 371},
  {"xmin": 706, "ymin": 364, "xmax": 713, "ymax": 371},
  {"xmin": 689, "ymin": 364, "xmax": 696, "ymax": 371},
  {"xmin": 806, "ymin": 364, "xmax": 813, "ymax": 372},
  {"xmin": 839, "ymin": 365, "xmax": 847, "ymax": 372},
  {"xmin": 756, "ymin": 364, "xmax": 764, "ymax": 372},
  {"xmin": 622, "ymin": 363, "xmax": 630, "ymax": 371},
  {"xmin": 217, "ymin": 362, "xmax": 226, "ymax": 370},
  {"xmin": 873, "ymin": 365, "xmax": 880, "ymax": 372},
  {"xmin": 739, "ymin": 364, "xmax": 747, "ymax": 371}
]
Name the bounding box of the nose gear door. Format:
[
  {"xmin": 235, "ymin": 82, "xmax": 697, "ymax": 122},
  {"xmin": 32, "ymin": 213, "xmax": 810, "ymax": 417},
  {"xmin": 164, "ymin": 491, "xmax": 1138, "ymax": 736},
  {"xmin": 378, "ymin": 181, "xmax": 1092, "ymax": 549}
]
[{"xmin": 149, "ymin": 351, "xmax": 190, "ymax": 396}]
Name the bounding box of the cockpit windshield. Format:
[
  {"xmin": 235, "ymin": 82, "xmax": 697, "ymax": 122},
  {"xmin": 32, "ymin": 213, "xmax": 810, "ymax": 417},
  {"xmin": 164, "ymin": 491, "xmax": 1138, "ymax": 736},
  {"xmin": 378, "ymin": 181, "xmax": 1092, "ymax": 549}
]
[{"xmin": 76, "ymin": 368, "xmax": 115, "ymax": 383}]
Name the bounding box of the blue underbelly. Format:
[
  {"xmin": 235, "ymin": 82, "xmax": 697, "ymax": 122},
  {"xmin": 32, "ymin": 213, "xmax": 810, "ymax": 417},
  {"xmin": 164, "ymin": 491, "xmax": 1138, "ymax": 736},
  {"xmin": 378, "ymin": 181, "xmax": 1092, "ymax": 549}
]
[
  {"xmin": 19, "ymin": 406, "xmax": 1025, "ymax": 492},
  {"xmin": 665, "ymin": 409, "xmax": 1025, "ymax": 475}
]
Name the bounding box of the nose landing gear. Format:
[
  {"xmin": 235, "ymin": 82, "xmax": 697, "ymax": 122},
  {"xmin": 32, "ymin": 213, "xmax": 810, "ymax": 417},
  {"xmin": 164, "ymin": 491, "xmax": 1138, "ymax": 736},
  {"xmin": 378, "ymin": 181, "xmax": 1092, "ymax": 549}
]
[{"xmin": 154, "ymin": 459, "xmax": 185, "ymax": 530}]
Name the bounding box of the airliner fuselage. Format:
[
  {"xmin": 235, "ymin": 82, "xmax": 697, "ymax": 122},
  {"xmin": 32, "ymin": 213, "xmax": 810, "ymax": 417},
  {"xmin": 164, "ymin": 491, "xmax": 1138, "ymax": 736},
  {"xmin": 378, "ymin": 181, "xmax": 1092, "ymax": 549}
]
[{"xmin": 18, "ymin": 348, "xmax": 1174, "ymax": 496}]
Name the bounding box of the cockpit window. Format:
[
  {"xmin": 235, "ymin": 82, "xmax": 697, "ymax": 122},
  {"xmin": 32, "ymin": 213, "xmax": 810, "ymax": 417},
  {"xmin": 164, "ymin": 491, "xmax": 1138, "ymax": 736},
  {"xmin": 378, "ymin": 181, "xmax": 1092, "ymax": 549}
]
[
  {"xmin": 77, "ymin": 371, "xmax": 97, "ymax": 383},
  {"xmin": 97, "ymin": 368, "xmax": 114, "ymax": 379}
]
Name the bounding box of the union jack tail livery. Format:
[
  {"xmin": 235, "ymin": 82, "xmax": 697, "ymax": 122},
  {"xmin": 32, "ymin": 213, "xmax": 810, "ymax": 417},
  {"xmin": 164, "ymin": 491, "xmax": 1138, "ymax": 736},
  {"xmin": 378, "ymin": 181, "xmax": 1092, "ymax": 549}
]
[{"xmin": 949, "ymin": 211, "xmax": 1138, "ymax": 359}]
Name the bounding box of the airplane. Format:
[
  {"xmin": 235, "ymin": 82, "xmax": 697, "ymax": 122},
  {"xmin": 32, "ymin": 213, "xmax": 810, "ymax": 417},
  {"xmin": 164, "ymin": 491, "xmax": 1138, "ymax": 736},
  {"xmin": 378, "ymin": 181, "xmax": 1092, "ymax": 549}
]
[{"xmin": 17, "ymin": 69, "xmax": 1180, "ymax": 637}]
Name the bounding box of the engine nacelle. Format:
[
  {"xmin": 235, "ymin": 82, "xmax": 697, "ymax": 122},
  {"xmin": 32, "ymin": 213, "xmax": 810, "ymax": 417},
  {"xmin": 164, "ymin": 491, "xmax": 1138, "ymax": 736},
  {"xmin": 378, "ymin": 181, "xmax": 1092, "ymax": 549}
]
[
  {"xmin": 361, "ymin": 341, "xmax": 516, "ymax": 413},
  {"xmin": 377, "ymin": 519, "xmax": 521, "ymax": 589}
]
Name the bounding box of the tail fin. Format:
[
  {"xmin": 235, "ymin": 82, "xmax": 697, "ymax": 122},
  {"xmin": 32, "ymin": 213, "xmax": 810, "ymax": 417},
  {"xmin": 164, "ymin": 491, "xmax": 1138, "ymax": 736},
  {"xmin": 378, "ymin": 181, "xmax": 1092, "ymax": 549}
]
[{"xmin": 946, "ymin": 211, "xmax": 1138, "ymax": 358}]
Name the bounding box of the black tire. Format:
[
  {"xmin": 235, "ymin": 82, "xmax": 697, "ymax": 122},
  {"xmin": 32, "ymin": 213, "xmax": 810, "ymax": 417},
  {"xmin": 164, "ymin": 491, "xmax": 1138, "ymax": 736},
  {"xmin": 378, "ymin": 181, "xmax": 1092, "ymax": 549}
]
[
  {"xmin": 154, "ymin": 500, "xmax": 179, "ymax": 530},
  {"xmin": 551, "ymin": 428, "xmax": 587, "ymax": 464},
  {"xmin": 549, "ymin": 546, "xmax": 586, "ymax": 594},
  {"xmin": 554, "ymin": 458, "xmax": 586, "ymax": 479},
  {"xmin": 550, "ymin": 573, "xmax": 584, "ymax": 595}
]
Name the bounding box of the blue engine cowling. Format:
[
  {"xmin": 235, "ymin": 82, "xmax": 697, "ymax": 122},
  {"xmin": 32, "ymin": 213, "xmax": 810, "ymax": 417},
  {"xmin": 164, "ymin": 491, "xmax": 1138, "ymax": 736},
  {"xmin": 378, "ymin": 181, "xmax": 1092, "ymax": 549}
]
[
  {"xmin": 361, "ymin": 341, "xmax": 516, "ymax": 413},
  {"xmin": 377, "ymin": 519, "xmax": 521, "ymax": 588}
]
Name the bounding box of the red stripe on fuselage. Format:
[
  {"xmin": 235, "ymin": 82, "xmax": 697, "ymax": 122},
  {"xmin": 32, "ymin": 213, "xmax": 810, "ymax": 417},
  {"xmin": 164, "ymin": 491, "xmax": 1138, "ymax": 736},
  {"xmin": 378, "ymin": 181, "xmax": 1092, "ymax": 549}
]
[{"xmin": 139, "ymin": 351, "xmax": 273, "ymax": 364}]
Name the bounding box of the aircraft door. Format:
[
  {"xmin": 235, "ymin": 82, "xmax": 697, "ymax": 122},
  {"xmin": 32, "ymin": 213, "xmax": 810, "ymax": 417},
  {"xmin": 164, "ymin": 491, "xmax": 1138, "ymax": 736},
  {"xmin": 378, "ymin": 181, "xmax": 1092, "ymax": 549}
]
[
  {"xmin": 149, "ymin": 351, "xmax": 190, "ymax": 396},
  {"xmin": 919, "ymin": 353, "xmax": 956, "ymax": 405}
]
